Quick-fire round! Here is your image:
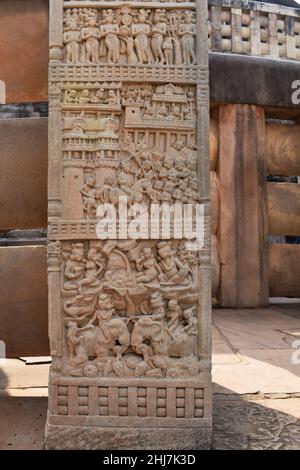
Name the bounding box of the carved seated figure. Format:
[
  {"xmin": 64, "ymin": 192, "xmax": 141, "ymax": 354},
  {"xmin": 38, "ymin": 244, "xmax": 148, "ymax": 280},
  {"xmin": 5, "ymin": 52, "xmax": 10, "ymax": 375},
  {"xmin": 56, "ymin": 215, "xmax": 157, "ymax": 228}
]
[
  {"xmin": 63, "ymin": 243, "xmax": 85, "ymax": 292},
  {"xmin": 182, "ymin": 306, "xmax": 198, "ymax": 337},
  {"xmin": 148, "ymin": 291, "xmax": 166, "ymax": 321},
  {"xmin": 167, "ymin": 299, "xmax": 182, "ymax": 336},
  {"xmin": 77, "ymin": 247, "xmax": 104, "ymax": 295},
  {"xmin": 157, "ymin": 241, "xmax": 190, "ymax": 285},
  {"xmin": 65, "ymin": 89, "xmax": 78, "ymax": 104},
  {"xmin": 135, "ymin": 248, "xmax": 159, "ymax": 284},
  {"xmin": 90, "ymin": 88, "xmax": 106, "ymax": 103},
  {"xmin": 78, "ymin": 89, "xmax": 90, "ymax": 104},
  {"xmin": 107, "ymin": 90, "xmax": 118, "ymax": 106}
]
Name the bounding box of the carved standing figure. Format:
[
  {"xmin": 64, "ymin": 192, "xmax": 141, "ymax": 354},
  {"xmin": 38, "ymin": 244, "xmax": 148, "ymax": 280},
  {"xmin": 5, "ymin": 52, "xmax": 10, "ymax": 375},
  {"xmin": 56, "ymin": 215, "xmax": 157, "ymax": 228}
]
[
  {"xmin": 132, "ymin": 10, "xmax": 151, "ymax": 64},
  {"xmin": 64, "ymin": 22, "xmax": 81, "ymax": 63},
  {"xmin": 100, "ymin": 10, "xmax": 120, "ymax": 64},
  {"xmin": 151, "ymin": 10, "xmax": 167, "ymax": 64},
  {"xmin": 81, "ymin": 17, "xmax": 100, "ymax": 63},
  {"xmin": 179, "ymin": 12, "xmax": 196, "ymax": 65}
]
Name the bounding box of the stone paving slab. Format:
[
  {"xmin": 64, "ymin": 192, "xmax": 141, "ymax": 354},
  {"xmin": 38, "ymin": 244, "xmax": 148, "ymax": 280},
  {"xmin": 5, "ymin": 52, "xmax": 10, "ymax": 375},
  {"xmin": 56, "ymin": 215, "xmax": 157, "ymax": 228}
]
[
  {"xmin": 0, "ymin": 359, "xmax": 49, "ymax": 390},
  {"xmin": 0, "ymin": 397, "xmax": 46, "ymax": 450},
  {"xmin": 213, "ymin": 348, "xmax": 300, "ymax": 395},
  {"xmin": 213, "ymin": 397, "xmax": 300, "ymax": 450},
  {"xmin": 213, "ymin": 308, "xmax": 300, "ymax": 350}
]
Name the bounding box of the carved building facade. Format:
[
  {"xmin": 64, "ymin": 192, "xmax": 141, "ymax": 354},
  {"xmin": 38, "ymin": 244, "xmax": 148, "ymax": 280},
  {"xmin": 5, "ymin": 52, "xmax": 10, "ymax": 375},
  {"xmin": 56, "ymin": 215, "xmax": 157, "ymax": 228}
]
[{"xmin": 46, "ymin": 0, "xmax": 211, "ymax": 449}]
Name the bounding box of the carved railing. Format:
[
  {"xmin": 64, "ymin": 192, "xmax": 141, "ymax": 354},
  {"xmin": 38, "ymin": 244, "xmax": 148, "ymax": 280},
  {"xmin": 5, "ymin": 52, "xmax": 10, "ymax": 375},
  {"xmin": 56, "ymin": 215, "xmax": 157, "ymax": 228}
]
[{"xmin": 208, "ymin": 0, "xmax": 300, "ymax": 60}]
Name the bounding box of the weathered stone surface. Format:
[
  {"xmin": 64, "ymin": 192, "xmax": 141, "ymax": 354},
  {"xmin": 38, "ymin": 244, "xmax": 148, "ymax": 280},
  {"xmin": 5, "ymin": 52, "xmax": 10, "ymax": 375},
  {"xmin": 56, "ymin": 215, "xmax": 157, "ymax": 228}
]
[
  {"xmin": 0, "ymin": 396, "xmax": 47, "ymax": 450},
  {"xmin": 268, "ymin": 182, "xmax": 300, "ymax": 236},
  {"xmin": 270, "ymin": 243, "xmax": 300, "ymax": 298},
  {"xmin": 0, "ymin": 0, "xmax": 48, "ymax": 103},
  {"xmin": 213, "ymin": 396, "xmax": 300, "ymax": 450},
  {"xmin": 0, "ymin": 246, "xmax": 48, "ymax": 357},
  {"xmin": 46, "ymin": 0, "xmax": 211, "ymax": 449},
  {"xmin": 0, "ymin": 118, "xmax": 47, "ymax": 231},
  {"xmin": 45, "ymin": 424, "xmax": 212, "ymax": 450},
  {"xmin": 209, "ymin": 52, "xmax": 300, "ymax": 115},
  {"xmin": 266, "ymin": 124, "xmax": 300, "ymax": 177},
  {"xmin": 218, "ymin": 104, "xmax": 269, "ymax": 308}
]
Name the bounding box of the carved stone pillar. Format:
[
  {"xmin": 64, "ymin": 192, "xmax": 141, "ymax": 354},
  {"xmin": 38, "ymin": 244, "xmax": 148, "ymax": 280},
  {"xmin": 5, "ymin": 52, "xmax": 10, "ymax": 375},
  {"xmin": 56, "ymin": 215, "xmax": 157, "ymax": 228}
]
[{"xmin": 45, "ymin": 0, "xmax": 211, "ymax": 449}]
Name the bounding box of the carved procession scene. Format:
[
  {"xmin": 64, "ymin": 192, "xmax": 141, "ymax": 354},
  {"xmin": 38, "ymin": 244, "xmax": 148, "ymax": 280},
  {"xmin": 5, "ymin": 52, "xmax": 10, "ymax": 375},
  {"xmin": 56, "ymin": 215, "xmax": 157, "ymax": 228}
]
[{"xmin": 63, "ymin": 7, "xmax": 196, "ymax": 66}]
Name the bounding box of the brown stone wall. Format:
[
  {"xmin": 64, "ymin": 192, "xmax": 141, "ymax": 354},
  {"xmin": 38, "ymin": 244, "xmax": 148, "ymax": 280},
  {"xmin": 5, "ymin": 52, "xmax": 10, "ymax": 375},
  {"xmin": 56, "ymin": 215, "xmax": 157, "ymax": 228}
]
[
  {"xmin": 268, "ymin": 182, "xmax": 300, "ymax": 236},
  {"xmin": 270, "ymin": 244, "xmax": 300, "ymax": 298},
  {"xmin": 0, "ymin": 245, "xmax": 49, "ymax": 357},
  {"xmin": 0, "ymin": 118, "xmax": 47, "ymax": 231},
  {"xmin": 266, "ymin": 124, "xmax": 300, "ymax": 176},
  {"xmin": 0, "ymin": 0, "xmax": 48, "ymax": 103}
]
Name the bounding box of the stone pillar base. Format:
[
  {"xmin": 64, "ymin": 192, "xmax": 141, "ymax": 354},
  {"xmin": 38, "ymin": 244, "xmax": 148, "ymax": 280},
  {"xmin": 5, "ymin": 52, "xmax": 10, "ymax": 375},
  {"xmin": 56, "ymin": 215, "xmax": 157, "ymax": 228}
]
[{"xmin": 45, "ymin": 422, "xmax": 212, "ymax": 450}]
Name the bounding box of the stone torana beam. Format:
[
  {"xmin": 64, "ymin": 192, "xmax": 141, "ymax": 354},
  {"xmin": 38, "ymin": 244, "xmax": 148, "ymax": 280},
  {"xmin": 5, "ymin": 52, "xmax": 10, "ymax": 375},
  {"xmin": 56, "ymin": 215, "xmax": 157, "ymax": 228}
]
[{"xmin": 46, "ymin": 0, "xmax": 211, "ymax": 449}]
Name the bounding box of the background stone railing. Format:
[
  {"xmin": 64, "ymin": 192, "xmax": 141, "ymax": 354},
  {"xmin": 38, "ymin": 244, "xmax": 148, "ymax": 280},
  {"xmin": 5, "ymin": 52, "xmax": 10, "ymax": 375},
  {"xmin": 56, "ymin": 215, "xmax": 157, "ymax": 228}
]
[{"xmin": 208, "ymin": 0, "xmax": 300, "ymax": 60}]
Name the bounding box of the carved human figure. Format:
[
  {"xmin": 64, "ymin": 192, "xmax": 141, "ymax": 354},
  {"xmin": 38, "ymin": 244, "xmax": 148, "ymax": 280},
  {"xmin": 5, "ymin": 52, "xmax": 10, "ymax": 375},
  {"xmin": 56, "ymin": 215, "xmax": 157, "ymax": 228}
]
[
  {"xmin": 65, "ymin": 118, "xmax": 84, "ymax": 137},
  {"xmin": 78, "ymin": 89, "xmax": 90, "ymax": 104},
  {"xmin": 67, "ymin": 321, "xmax": 81, "ymax": 360},
  {"xmin": 132, "ymin": 9, "xmax": 151, "ymax": 64},
  {"xmin": 162, "ymin": 36, "xmax": 174, "ymax": 65},
  {"xmin": 107, "ymin": 90, "xmax": 118, "ymax": 106},
  {"xmin": 156, "ymin": 103, "xmax": 168, "ymax": 120},
  {"xmin": 64, "ymin": 22, "xmax": 80, "ymax": 63},
  {"xmin": 89, "ymin": 293, "xmax": 130, "ymax": 359},
  {"xmin": 167, "ymin": 299, "xmax": 182, "ymax": 334},
  {"xmin": 157, "ymin": 241, "xmax": 190, "ymax": 285},
  {"xmin": 81, "ymin": 17, "xmax": 100, "ymax": 63},
  {"xmin": 135, "ymin": 247, "xmax": 159, "ymax": 284},
  {"xmin": 148, "ymin": 291, "xmax": 166, "ymax": 321},
  {"xmin": 124, "ymin": 36, "xmax": 138, "ymax": 64},
  {"xmin": 170, "ymin": 104, "xmax": 181, "ymax": 120},
  {"xmin": 81, "ymin": 175, "xmax": 98, "ymax": 219},
  {"xmin": 143, "ymin": 101, "xmax": 155, "ymax": 119},
  {"xmin": 100, "ymin": 10, "xmax": 120, "ymax": 64},
  {"xmin": 64, "ymin": 243, "xmax": 85, "ymax": 291},
  {"xmin": 182, "ymin": 306, "xmax": 198, "ymax": 336},
  {"xmin": 65, "ymin": 89, "xmax": 78, "ymax": 104},
  {"xmin": 77, "ymin": 247, "xmax": 104, "ymax": 294},
  {"xmin": 151, "ymin": 10, "xmax": 167, "ymax": 64},
  {"xmin": 179, "ymin": 12, "xmax": 196, "ymax": 65},
  {"xmin": 90, "ymin": 87, "xmax": 106, "ymax": 103}
]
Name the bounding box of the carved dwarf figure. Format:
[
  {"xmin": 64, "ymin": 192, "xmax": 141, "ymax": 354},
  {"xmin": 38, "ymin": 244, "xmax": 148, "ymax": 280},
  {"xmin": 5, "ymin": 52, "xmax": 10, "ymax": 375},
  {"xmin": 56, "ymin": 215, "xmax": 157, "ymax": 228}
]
[{"xmin": 81, "ymin": 175, "xmax": 98, "ymax": 219}]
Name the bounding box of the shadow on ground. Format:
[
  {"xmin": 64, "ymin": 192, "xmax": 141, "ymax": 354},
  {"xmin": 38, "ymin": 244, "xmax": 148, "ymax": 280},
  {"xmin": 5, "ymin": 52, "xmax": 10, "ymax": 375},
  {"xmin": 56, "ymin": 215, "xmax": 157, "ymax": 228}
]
[{"xmin": 213, "ymin": 386, "xmax": 300, "ymax": 450}]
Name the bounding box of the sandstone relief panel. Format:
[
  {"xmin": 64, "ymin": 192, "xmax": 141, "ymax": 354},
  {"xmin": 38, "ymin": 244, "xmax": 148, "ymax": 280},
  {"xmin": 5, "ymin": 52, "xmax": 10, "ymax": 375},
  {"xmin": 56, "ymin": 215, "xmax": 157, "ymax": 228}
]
[{"xmin": 46, "ymin": 0, "xmax": 211, "ymax": 450}]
